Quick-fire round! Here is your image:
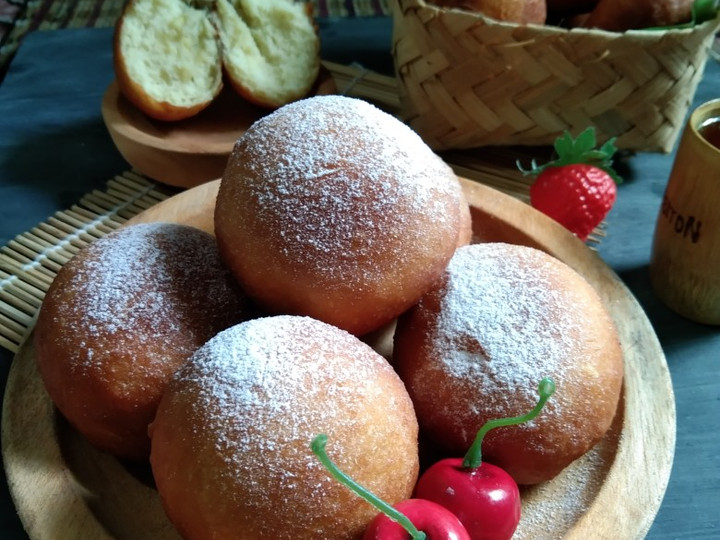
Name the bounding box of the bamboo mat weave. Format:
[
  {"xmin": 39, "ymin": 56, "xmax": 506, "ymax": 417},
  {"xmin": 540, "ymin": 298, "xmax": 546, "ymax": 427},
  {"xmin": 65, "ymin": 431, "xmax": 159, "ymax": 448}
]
[{"xmin": 0, "ymin": 171, "xmax": 176, "ymax": 353}]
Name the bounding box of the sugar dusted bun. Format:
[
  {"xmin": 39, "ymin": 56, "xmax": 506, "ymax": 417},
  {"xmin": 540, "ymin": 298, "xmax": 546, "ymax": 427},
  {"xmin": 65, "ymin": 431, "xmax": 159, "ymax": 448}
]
[
  {"xmin": 34, "ymin": 223, "xmax": 253, "ymax": 461},
  {"xmin": 214, "ymin": 0, "xmax": 320, "ymax": 108},
  {"xmin": 393, "ymin": 243, "xmax": 624, "ymax": 485},
  {"xmin": 215, "ymin": 95, "xmax": 469, "ymax": 336},
  {"xmin": 113, "ymin": 0, "xmax": 222, "ymax": 121},
  {"xmin": 149, "ymin": 315, "xmax": 419, "ymax": 540}
]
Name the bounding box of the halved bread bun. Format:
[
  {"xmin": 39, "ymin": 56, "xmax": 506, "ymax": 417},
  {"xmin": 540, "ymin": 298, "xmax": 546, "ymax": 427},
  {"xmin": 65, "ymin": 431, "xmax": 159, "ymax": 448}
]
[
  {"xmin": 213, "ymin": 0, "xmax": 320, "ymax": 109},
  {"xmin": 114, "ymin": 0, "xmax": 223, "ymax": 121}
]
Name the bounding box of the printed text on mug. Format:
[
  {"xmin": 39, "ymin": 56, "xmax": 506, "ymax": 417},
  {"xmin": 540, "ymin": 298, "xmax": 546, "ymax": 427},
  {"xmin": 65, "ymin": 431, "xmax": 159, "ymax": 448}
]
[{"xmin": 661, "ymin": 195, "xmax": 702, "ymax": 243}]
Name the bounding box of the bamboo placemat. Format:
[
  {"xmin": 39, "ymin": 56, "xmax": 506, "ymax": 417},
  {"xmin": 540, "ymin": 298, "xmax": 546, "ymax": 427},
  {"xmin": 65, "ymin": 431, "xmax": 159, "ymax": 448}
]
[{"xmin": 0, "ymin": 171, "xmax": 177, "ymax": 353}]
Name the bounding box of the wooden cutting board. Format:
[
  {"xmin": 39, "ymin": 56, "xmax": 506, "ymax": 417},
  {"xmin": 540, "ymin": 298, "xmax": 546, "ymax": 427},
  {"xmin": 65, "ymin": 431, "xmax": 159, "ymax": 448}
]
[{"xmin": 1, "ymin": 178, "xmax": 676, "ymax": 540}]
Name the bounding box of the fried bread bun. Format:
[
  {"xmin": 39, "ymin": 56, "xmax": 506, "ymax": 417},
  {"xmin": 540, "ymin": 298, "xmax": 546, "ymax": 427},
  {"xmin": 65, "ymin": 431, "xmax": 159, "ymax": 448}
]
[
  {"xmin": 214, "ymin": 95, "xmax": 469, "ymax": 336},
  {"xmin": 213, "ymin": 0, "xmax": 320, "ymax": 108},
  {"xmin": 149, "ymin": 315, "xmax": 419, "ymax": 540},
  {"xmin": 113, "ymin": 0, "xmax": 223, "ymax": 121},
  {"xmin": 393, "ymin": 242, "xmax": 624, "ymax": 485},
  {"xmin": 34, "ymin": 223, "xmax": 253, "ymax": 460}
]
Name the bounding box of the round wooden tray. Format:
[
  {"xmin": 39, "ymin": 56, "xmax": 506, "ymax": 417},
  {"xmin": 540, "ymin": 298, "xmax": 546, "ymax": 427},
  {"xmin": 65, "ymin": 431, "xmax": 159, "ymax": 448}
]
[
  {"xmin": 2, "ymin": 178, "xmax": 676, "ymax": 539},
  {"xmin": 101, "ymin": 70, "xmax": 337, "ymax": 190}
]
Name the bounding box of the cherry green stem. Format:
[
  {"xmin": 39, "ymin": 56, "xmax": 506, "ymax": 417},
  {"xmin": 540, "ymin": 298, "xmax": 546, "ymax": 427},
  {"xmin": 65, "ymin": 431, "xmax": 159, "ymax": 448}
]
[
  {"xmin": 462, "ymin": 377, "xmax": 556, "ymax": 469},
  {"xmin": 311, "ymin": 434, "xmax": 427, "ymax": 540}
]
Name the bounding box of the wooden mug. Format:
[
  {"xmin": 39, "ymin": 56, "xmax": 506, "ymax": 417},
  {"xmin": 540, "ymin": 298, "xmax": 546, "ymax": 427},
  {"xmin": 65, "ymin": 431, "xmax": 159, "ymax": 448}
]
[{"xmin": 650, "ymin": 98, "xmax": 720, "ymax": 325}]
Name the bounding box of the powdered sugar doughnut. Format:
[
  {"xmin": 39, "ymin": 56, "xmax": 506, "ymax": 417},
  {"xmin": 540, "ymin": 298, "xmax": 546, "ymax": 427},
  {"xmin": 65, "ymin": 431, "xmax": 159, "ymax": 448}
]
[
  {"xmin": 34, "ymin": 222, "xmax": 253, "ymax": 461},
  {"xmin": 214, "ymin": 95, "xmax": 468, "ymax": 336},
  {"xmin": 149, "ymin": 315, "xmax": 419, "ymax": 540},
  {"xmin": 393, "ymin": 243, "xmax": 623, "ymax": 485}
]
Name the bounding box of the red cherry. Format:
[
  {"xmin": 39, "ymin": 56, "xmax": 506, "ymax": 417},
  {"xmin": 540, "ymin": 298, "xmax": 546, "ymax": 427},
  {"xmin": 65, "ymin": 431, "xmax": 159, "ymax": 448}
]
[
  {"xmin": 363, "ymin": 499, "xmax": 471, "ymax": 540},
  {"xmin": 312, "ymin": 434, "xmax": 471, "ymax": 540},
  {"xmin": 414, "ymin": 378, "xmax": 555, "ymax": 540},
  {"xmin": 415, "ymin": 458, "xmax": 520, "ymax": 540}
]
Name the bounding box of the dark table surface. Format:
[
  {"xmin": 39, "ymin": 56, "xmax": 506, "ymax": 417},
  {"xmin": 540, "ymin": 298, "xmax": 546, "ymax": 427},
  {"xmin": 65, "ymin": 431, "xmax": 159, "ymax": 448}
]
[{"xmin": 1, "ymin": 17, "xmax": 718, "ymax": 540}]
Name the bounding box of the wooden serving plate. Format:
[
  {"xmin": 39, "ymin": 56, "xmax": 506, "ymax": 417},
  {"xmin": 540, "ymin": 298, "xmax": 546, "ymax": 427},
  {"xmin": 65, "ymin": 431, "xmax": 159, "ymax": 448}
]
[
  {"xmin": 2, "ymin": 178, "xmax": 676, "ymax": 539},
  {"xmin": 101, "ymin": 68, "xmax": 337, "ymax": 189}
]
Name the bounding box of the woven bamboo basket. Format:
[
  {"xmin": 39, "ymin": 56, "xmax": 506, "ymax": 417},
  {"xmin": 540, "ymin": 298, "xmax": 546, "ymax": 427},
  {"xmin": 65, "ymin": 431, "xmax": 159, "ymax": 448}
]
[{"xmin": 391, "ymin": 0, "xmax": 720, "ymax": 152}]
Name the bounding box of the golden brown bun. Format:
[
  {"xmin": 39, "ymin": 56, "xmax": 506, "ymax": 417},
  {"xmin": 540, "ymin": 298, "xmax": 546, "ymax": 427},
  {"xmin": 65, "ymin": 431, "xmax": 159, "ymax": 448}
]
[
  {"xmin": 582, "ymin": 0, "xmax": 695, "ymax": 31},
  {"xmin": 393, "ymin": 243, "xmax": 624, "ymax": 485},
  {"xmin": 150, "ymin": 315, "xmax": 419, "ymax": 540},
  {"xmin": 431, "ymin": 0, "xmax": 548, "ymax": 24},
  {"xmin": 113, "ymin": 0, "xmax": 223, "ymax": 121},
  {"xmin": 34, "ymin": 223, "xmax": 253, "ymax": 461},
  {"xmin": 214, "ymin": 95, "xmax": 468, "ymax": 336},
  {"xmin": 213, "ymin": 0, "xmax": 320, "ymax": 108}
]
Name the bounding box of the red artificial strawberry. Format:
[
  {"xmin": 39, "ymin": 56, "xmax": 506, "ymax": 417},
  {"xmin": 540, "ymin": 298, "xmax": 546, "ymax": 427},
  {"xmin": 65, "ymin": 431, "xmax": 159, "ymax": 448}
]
[{"xmin": 520, "ymin": 128, "xmax": 622, "ymax": 241}]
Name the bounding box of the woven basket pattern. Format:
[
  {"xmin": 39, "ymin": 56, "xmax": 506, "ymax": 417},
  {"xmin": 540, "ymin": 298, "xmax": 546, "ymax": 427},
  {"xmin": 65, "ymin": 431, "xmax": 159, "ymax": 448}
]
[{"xmin": 392, "ymin": 0, "xmax": 720, "ymax": 152}]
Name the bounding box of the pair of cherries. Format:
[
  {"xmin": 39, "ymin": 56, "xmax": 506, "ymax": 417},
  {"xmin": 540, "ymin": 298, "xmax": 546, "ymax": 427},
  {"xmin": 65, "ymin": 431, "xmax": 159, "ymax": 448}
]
[{"xmin": 312, "ymin": 378, "xmax": 555, "ymax": 540}]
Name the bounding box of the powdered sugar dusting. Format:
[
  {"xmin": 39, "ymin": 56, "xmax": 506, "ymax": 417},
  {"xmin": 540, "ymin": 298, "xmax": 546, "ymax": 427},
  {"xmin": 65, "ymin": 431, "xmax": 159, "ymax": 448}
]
[
  {"xmin": 436, "ymin": 243, "xmax": 580, "ymax": 395},
  {"xmin": 159, "ymin": 315, "xmax": 418, "ymax": 537},
  {"xmin": 404, "ymin": 241, "xmax": 618, "ymax": 460},
  {"xmin": 221, "ymin": 95, "xmax": 462, "ymax": 287},
  {"xmin": 45, "ymin": 222, "xmax": 248, "ymax": 391},
  {"xmin": 433, "ymin": 244, "xmax": 584, "ymax": 411},
  {"xmin": 513, "ymin": 420, "xmax": 620, "ymax": 539},
  {"xmin": 172, "ymin": 315, "xmax": 398, "ymax": 480}
]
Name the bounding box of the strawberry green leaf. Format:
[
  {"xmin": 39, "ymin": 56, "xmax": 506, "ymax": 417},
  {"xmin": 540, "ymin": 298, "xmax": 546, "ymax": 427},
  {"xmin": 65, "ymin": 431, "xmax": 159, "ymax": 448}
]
[
  {"xmin": 573, "ymin": 128, "xmax": 596, "ymax": 154},
  {"xmin": 599, "ymin": 138, "xmax": 617, "ymax": 156},
  {"xmin": 554, "ymin": 132, "xmax": 574, "ymax": 159},
  {"xmin": 518, "ymin": 127, "xmax": 623, "ymax": 184}
]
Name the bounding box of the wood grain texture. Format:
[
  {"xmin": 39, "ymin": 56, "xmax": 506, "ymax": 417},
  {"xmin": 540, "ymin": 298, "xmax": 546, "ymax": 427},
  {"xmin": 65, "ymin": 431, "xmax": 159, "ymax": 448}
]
[{"xmin": 2, "ymin": 178, "xmax": 675, "ymax": 539}]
